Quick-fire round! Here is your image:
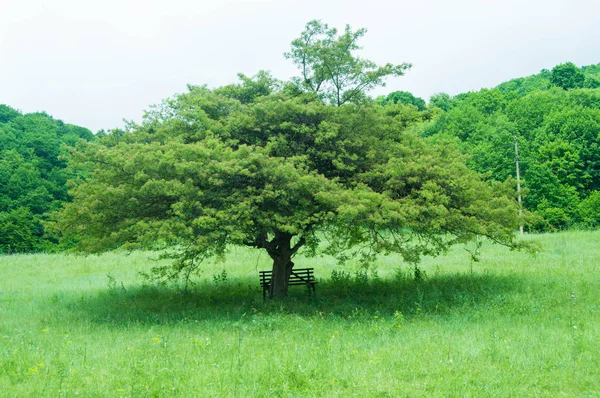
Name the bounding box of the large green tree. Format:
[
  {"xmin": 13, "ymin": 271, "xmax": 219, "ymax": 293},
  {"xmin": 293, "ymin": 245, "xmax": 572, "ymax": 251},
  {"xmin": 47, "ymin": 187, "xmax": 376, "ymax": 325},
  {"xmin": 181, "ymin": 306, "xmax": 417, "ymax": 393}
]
[
  {"xmin": 52, "ymin": 81, "xmax": 525, "ymax": 297},
  {"xmin": 51, "ymin": 23, "xmax": 527, "ymax": 296}
]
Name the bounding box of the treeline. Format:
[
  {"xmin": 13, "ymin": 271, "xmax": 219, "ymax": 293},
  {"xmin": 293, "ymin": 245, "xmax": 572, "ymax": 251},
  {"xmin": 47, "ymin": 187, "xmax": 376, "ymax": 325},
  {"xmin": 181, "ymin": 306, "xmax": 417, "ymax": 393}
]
[
  {"xmin": 1, "ymin": 61, "xmax": 599, "ymax": 254},
  {"xmin": 410, "ymin": 62, "xmax": 600, "ymax": 229},
  {"xmin": 0, "ymin": 105, "xmax": 94, "ymax": 253}
]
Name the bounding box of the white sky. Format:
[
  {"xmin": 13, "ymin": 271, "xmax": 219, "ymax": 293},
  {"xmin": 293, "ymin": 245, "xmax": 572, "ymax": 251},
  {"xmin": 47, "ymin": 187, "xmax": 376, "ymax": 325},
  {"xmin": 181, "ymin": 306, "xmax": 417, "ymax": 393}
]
[{"xmin": 1, "ymin": 0, "xmax": 599, "ymax": 133}]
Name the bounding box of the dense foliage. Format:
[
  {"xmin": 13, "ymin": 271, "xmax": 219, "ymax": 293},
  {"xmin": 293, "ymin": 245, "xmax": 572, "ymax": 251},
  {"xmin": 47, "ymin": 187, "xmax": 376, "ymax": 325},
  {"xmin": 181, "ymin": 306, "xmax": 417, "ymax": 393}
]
[
  {"xmin": 376, "ymin": 91, "xmax": 427, "ymax": 111},
  {"xmin": 0, "ymin": 105, "xmax": 93, "ymax": 253},
  {"xmin": 285, "ymin": 20, "xmax": 411, "ymax": 106},
  {"xmin": 495, "ymin": 62, "xmax": 600, "ymax": 97},
  {"xmin": 423, "ymin": 62, "xmax": 600, "ymax": 229},
  {"xmin": 51, "ymin": 20, "xmax": 524, "ymax": 296},
  {"xmin": 51, "ymin": 72, "xmax": 525, "ymax": 297}
]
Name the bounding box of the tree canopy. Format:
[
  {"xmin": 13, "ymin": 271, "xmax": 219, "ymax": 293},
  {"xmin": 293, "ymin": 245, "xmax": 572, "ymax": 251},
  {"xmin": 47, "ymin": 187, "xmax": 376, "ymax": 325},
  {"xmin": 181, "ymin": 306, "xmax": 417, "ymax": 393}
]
[
  {"xmin": 377, "ymin": 91, "xmax": 427, "ymax": 111},
  {"xmin": 47, "ymin": 21, "xmax": 531, "ymax": 297},
  {"xmin": 52, "ymin": 73, "xmax": 525, "ymax": 297},
  {"xmin": 550, "ymin": 62, "xmax": 586, "ymax": 90}
]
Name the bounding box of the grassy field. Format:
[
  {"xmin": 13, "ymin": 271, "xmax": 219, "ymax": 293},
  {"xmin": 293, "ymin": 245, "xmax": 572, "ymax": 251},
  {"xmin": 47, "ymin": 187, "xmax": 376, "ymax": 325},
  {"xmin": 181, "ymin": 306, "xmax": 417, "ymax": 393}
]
[{"xmin": 1, "ymin": 231, "xmax": 599, "ymax": 397}]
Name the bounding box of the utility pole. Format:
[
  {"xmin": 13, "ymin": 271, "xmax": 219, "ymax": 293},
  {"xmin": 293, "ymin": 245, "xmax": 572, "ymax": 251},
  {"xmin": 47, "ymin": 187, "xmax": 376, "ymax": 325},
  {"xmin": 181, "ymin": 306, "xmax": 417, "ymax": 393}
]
[{"xmin": 514, "ymin": 136, "xmax": 524, "ymax": 235}]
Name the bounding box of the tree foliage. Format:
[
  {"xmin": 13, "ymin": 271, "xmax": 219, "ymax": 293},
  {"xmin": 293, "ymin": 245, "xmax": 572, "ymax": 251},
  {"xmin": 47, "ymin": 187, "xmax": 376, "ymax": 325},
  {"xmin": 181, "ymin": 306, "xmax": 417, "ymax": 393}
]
[
  {"xmin": 47, "ymin": 22, "xmax": 531, "ymax": 297},
  {"xmin": 550, "ymin": 62, "xmax": 586, "ymax": 90},
  {"xmin": 496, "ymin": 62, "xmax": 600, "ymax": 97},
  {"xmin": 52, "ymin": 76, "xmax": 525, "ymax": 297},
  {"xmin": 285, "ymin": 20, "xmax": 411, "ymax": 106},
  {"xmin": 377, "ymin": 91, "xmax": 427, "ymax": 111},
  {"xmin": 429, "ymin": 93, "xmax": 456, "ymax": 112}
]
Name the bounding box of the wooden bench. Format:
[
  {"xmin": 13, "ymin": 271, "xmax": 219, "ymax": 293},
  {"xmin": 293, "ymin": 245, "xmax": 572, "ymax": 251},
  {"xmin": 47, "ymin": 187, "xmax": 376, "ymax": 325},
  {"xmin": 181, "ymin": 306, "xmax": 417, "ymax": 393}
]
[{"xmin": 259, "ymin": 268, "xmax": 318, "ymax": 299}]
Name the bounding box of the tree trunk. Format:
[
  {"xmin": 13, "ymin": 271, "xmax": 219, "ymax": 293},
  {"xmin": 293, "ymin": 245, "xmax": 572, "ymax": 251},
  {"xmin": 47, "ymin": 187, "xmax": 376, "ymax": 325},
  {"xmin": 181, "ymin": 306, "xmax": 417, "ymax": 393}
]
[
  {"xmin": 267, "ymin": 232, "xmax": 294, "ymax": 299},
  {"xmin": 269, "ymin": 256, "xmax": 294, "ymax": 299},
  {"xmin": 260, "ymin": 230, "xmax": 306, "ymax": 299}
]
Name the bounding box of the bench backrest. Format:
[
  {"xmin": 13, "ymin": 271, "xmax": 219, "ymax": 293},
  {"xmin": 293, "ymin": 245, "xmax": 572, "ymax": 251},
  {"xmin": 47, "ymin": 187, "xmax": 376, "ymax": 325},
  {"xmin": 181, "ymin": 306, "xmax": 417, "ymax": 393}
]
[{"xmin": 259, "ymin": 268, "xmax": 315, "ymax": 286}]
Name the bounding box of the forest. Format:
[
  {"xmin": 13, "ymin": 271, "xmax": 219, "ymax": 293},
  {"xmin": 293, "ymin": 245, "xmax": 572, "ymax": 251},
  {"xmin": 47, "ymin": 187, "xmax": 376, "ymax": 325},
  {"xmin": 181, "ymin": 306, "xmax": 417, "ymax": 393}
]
[
  {"xmin": 0, "ymin": 106, "xmax": 94, "ymax": 253},
  {"xmin": 2, "ymin": 60, "xmax": 599, "ymax": 255}
]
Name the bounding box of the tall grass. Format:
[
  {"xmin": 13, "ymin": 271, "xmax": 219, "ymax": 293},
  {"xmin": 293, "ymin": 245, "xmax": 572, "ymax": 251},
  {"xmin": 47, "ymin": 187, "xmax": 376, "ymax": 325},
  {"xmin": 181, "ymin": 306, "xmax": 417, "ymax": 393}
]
[{"xmin": 1, "ymin": 231, "xmax": 598, "ymax": 396}]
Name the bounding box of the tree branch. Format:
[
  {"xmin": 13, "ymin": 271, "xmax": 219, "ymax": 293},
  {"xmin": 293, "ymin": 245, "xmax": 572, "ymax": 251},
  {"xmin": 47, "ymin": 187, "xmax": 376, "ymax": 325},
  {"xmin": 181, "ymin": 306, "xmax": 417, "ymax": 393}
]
[{"xmin": 291, "ymin": 235, "xmax": 306, "ymax": 256}]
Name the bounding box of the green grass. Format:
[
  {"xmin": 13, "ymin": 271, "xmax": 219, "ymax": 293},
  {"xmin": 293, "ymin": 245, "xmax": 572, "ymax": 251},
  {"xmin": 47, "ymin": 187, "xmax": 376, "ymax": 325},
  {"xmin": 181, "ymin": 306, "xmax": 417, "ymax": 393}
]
[{"xmin": 1, "ymin": 231, "xmax": 599, "ymax": 397}]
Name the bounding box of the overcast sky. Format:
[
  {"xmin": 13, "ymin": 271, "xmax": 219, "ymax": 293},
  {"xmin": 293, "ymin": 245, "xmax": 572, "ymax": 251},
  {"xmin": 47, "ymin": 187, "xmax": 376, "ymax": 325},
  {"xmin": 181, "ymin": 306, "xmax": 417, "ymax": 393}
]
[{"xmin": 1, "ymin": 0, "xmax": 599, "ymax": 133}]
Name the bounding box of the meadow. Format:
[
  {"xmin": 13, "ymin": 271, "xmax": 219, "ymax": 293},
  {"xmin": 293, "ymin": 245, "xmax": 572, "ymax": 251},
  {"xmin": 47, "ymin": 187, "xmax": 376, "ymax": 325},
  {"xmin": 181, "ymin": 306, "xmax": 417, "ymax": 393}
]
[{"xmin": 1, "ymin": 230, "xmax": 599, "ymax": 397}]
